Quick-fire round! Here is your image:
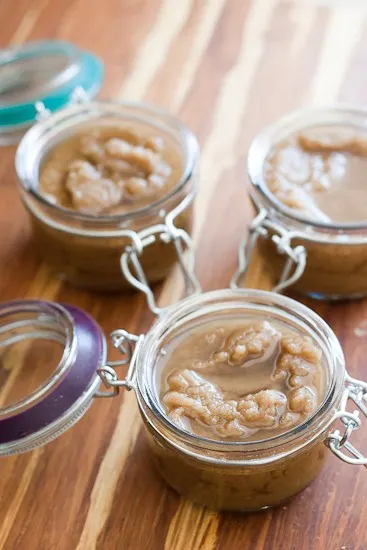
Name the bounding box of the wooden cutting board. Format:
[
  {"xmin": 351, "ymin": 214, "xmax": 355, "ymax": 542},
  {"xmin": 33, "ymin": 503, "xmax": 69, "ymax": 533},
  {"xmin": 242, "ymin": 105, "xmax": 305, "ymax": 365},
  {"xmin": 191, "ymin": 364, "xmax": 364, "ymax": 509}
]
[{"xmin": 0, "ymin": 0, "xmax": 366, "ymax": 548}]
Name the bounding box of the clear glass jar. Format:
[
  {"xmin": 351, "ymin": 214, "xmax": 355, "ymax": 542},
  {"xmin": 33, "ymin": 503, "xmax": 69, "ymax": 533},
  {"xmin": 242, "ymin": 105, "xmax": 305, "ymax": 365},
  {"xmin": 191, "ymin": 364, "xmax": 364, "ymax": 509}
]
[
  {"xmin": 15, "ymin": 100, "xmax": 199, "ymax": 292},
  {"xmin": 233, "ymin": 106, "xmax": 367, "ymax": 300},
  {"xmin": 3, "ymin": 290, "xmax": 366, "ymax": 510}
]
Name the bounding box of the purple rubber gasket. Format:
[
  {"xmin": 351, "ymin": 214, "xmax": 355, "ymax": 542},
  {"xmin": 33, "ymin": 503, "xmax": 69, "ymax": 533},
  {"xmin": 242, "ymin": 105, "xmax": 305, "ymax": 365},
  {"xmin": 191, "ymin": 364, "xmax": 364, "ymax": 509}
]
[{"xmin": 0, "ymin": 301, "xmax": 104, "ymax": 444}]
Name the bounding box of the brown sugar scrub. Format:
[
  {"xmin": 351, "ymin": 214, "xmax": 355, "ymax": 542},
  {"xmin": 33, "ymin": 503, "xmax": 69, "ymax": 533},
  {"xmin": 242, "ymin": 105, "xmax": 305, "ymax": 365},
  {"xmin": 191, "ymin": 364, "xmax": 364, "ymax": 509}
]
[
  {"xmin": 39, "ymin": 126, "xmax": 183, "ymax": 215},
  {"xmin": 264, "ymin": 127, "xmax": 367, "ymax": 224},
  {"xmin": 159, "ymin": 319, "xmax": 325, "ymax": 441},
  {"xmin": 16, "ymin": 102, "xmax": 199, "ymax": 292},
  {"xmin": 245, "ymin": 107, "xmax": 367, "ymax": 299}
]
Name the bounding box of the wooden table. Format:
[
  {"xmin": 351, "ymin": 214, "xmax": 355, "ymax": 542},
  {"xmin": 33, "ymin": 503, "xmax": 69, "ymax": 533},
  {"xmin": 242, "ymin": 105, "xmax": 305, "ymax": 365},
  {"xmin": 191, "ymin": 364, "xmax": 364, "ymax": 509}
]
[{"xmin": 1, "ymin": 0, "xmax": 367, "ymax": 548}]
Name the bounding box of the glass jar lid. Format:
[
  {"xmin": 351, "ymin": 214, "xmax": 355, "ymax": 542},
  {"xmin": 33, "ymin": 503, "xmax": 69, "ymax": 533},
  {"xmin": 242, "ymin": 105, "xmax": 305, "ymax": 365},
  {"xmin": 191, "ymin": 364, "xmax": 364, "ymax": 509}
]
[
  {"xmin": 0, "ymin": 300, "xmax": 105, "ymax": 455},
  {"xmin": 0, "ymin": 40, "xmax": 104, "ymax": 144}
]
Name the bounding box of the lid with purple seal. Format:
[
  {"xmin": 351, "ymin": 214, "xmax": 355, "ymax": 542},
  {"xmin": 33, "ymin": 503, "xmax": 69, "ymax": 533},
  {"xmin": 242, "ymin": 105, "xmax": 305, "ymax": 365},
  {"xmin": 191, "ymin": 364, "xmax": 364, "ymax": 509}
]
[{"xmin": 0, "ymin": 300, "xmax": 106, "ymax": 455}]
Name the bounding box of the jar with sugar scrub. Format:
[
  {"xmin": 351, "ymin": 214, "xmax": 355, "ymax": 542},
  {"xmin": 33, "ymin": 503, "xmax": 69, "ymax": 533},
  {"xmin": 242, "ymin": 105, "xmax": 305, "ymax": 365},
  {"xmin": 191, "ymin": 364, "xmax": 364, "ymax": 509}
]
[
  {"xmin": 4, "ymin": 40, "xmax": 199, "ymax": 292},
  {"xmin": 2, "ymin": 289, "xmax": 366, "ymax": 511},
  {"xmin": 232, "ymin": 106, "xmax": 367, "ymax": 300}
]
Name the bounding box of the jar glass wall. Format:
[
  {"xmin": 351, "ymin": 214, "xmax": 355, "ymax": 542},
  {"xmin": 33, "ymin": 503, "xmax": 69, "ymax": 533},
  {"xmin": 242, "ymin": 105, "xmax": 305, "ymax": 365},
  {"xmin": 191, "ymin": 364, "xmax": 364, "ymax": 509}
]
[{"xmin": 16, "ymin": 101, "xmax": 199, "ymax": 292}]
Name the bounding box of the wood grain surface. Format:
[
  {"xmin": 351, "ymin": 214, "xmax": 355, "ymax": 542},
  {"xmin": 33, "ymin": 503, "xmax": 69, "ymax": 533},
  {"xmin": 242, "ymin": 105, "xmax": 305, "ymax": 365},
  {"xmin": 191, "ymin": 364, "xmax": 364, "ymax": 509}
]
[{"xmin": 1, "ymin": 0, "xmax": 367, "ymax": 548}]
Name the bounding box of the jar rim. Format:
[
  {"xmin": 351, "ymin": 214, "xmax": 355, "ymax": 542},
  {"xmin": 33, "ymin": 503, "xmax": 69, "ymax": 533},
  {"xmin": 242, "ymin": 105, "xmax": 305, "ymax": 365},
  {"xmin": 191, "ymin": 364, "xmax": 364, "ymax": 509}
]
[
  {"xmin": 135, "ymin": 289, "xmax": 345, "ymax": 463},
  {"xmin": 16, "ymin": 99, "xmax": 199, "ymax": 224},
  {"xmin": 248, "ymin": 104, "xmax": 367, "ymax": 238}
]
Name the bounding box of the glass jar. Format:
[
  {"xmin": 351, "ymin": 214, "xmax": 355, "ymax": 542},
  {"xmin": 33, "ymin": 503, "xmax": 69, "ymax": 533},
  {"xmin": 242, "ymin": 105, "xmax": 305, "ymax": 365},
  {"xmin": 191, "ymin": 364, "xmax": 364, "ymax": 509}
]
[
  {"xmin": 2, "ymin": 290, "xmax": 366, "ymax": 511},
  {"xmin": 16, "ymin": 100, "xmax": 199, "ymax": 292},
  {"xmin": 232, "ymin": 106, "xmax": 367, "ymax": 300}
]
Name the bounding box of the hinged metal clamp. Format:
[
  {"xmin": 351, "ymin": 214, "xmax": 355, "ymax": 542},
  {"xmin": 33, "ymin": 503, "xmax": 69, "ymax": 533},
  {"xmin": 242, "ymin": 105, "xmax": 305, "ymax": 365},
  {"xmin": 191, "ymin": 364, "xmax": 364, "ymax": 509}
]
[
  {"xmin": 120, "ymin": 193, "xmax": 201, "ymax": 315},
  {"xmin": 95, "ymin": 330, "xmax": 144, "ymax": 398},
  {"xmin": 327, "ymin": 374, "xmax": 367, "ymax": 468},
  {"xmin": 230, "ymin": 208, "xmax": 307, "ymax": 293}
]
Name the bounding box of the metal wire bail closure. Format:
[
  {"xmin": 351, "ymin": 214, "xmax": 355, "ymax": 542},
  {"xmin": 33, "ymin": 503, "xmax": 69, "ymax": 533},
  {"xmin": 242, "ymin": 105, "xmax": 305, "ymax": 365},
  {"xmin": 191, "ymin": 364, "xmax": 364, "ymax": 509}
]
[
  {"xmin": 96, "ymin": 330, "xmax": 145, "ymax": 398},
  {"xmin": 231, "ymin": 208, "xmax": 307, "ymax": 293},
  {"xmin": 327, "ymin": 374, "xmax": 367, "ymax": 468},
  {"xmin": 120, "ymin": 193, "xmax": 201, "ymax": 315}
]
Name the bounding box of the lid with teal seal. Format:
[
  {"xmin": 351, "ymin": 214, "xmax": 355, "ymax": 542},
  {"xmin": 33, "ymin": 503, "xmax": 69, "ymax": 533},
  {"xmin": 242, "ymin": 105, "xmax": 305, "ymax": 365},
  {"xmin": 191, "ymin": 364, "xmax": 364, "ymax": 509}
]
[{"xmin": 0, "ymin": 40, "xmax": 104, "ymax": 144}]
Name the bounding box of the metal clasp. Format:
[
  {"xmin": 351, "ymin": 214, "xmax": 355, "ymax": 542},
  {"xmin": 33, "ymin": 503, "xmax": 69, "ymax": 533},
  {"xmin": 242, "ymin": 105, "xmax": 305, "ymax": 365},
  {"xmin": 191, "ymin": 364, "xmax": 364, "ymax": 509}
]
[
  {"xmin": 327, "ymin": 374, "xmax": 367, "ymax": 468},
  {"xmin": 230, "ymin": 208, "xmax": 307, "ymax": 293},
  {"xmin": 95, "ymin": 330, "xmax": 144, "ymax": 398},
  {"xmin": 121, "ymin": 193, "xmax": 201, "ymax": 315}
]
